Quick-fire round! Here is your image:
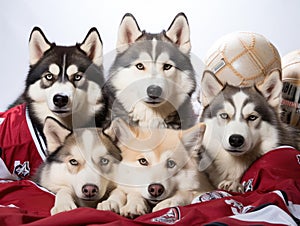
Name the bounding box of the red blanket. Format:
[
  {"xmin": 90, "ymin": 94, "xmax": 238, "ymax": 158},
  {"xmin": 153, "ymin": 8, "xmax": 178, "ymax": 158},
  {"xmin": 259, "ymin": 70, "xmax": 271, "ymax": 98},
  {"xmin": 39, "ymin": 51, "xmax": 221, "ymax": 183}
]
[{"xmin": 0, "ymin": 146, "xmax": 299, "ymax": 225}]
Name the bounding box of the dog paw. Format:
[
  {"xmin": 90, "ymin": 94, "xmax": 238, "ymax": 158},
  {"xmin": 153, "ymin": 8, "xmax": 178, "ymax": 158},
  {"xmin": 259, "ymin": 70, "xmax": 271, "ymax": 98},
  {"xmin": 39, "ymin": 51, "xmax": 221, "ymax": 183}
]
[
  {"xmin": 97, "ymin": 200, "xmax": 120, "ymax": 213},
  {"xmin": 152, "ymin": 199, "xmax": 181, "ymax": 212},
  {"xmin": 50, "ymin": 202, "xmax": 77, "ymax": 215},
  {"xmin": 120, "ymin": 201, "xmax": 149, "ymax": 218},
  {"xmin": 218, "ymin": 180, "xmax": 244, "ymax": 193}
]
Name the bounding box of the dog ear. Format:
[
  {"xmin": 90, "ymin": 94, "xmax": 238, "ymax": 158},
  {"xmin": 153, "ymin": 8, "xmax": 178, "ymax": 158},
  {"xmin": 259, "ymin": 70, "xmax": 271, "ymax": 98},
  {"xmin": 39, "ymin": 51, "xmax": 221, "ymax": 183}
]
[
  {"xmin": 165, "ymin": 12, "xmax": 191, "ymax": 54},
  {"xmin": 116, "ymin": 13, "xmax": 143, "ymax": 52},
  {"xmin": 79, "ymin": 27, "xmax": 103, "ymax": 67},
  {"xmin": 29, "ymin": 27, "xmax": 52, "ymax": 65},
  {"xmin": 43, "ymin": 117, "xmax": 71, "ymax": 153},
  {"xmin": 103, "ymin": 118, "xmax": 137, "ymax": 147},
  {"xmin": 180, "ymin": 122, "xmax": 206, "ymax": 154},
  {"xmin": 257, "ymin": 69, "xmax": 282, "ymax": 109},
  {"xmin": 200, "ymin": 70, "xmax": 224, "ymax": 107}
]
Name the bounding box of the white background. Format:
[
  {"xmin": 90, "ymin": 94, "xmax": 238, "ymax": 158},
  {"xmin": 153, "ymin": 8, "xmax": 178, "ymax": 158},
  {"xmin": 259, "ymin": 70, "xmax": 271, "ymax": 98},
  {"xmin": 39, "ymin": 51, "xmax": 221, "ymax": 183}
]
[{"xmin": 1, "ymin": 0, "xmax": 300, "ymax": 111}]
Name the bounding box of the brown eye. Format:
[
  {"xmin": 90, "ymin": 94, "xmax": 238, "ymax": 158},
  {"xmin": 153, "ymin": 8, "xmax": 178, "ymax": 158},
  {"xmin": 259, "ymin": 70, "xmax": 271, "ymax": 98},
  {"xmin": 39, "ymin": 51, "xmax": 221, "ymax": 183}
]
[
  {"xmin": 45, "ymin": 73, "xmax": 54, "ymax": 81},
  {"xmin": 138, "ymin": 158, "xmax": 148, "ymax": 166},
  {"xmin": 163, "ymin": 64, "xmax": 172, "ymax": 71},
  {"xmin": 136, "ymin": 63, "xmax": 145, "ymax": 70},
  {"xmin": 69, "ymin": 159, "xmax": 78, "ymax": 166},
  {"xmin": 73, "ymin": 74, "xmax": 82, "ymax": 81}
]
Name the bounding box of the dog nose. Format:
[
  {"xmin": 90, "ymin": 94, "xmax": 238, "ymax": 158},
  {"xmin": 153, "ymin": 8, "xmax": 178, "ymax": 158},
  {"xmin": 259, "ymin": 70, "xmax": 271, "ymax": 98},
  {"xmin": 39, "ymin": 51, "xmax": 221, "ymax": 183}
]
[
  {"xmin": 148, "ymin": 183, "xmax": 165, "ymax": 198},
  {"xmin": 82, "ymin": 184, "xmax": 99, "ymax": 198},
  {"xmin": 53, "ymin": 94, "xmax": 69, "ymax": 108},
  {"xmin": 147, "ymin": 85, "xmax": 162, "ymax": 99},
  {"xmin": 229, "ymin": 134, "xmax": 245, "ymax": 148}
]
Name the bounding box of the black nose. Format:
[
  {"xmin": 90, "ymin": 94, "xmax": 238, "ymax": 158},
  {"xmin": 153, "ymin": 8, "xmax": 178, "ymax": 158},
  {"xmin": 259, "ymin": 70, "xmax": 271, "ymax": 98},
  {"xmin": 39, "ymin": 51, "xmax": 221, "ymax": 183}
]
[
  {"xmin": 229, "ymin": 134, "xmax": 245, "ymax": 148},
  {"xmin": 53, "ymin": 94, "xmax": 69, "ymax": 108},
  {"xmin": 146, "ymin": 85, "xmax": 162, "ymax": 99},
  {"xmin": 148, "ymin": 183, "xmax": 165, "ymax": 198},
  {"xmin": 82, "ymin": 184, "xmax": 99, "ymax": 198}
]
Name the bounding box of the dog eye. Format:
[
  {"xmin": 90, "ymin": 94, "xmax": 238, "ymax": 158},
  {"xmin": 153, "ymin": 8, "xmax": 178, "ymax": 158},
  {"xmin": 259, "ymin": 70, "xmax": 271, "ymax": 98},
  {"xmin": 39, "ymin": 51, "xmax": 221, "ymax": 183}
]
[
  {"xmin": 100, "ymin": 157, "xmax": 109, "ymax": 165},
  {"xmin": 136, "ymin": 63, "xmax": 145, "ymax": 70},
  {"xmin": 163, "ymin": 64, "xmax": 172, "ymax": 71},
  {"xmin": 166, "ymin": 159, "xmax": 176, "ymax": 168},
  {"xmin": 69, "ymin": 159, "xmax": 78, "ymax": 166},
  {"xmin": 247, "ymin": 115, "xmax": 258, "ymax": 121},
  {"xmin": 138, "ymin": 158, "xmax": 148, "ymax": 166},
  {"xmin": 45, "ymin": 73, "xmax": 54, "ymax": 81},
  {"xmin": 220, "ymin": 113, "xmax": 229, "ymax": 119},
  {"xmin": 73, "ymin": 74, "xmax": 82, "ymax": 81}
]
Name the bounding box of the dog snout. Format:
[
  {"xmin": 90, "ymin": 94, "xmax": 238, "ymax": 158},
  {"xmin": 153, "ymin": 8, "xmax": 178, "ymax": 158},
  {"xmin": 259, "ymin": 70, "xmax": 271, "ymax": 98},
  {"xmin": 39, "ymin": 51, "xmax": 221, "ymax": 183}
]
[
  {"xmin": 53, "ymin": 94, "xmax": 69, "ymax": 108},
  {"xmin": 82, "ymin": 184, "xmax": 99, "ymax": 198},
  {"xmin": 148, "ymin": 183, "xmax": 165, "ymax": 198},
  {"xmin": 147, "ymin": 85, "xmax": 162, "ymax": 99},
  {"xmin": 229, "ymin": 134, "xmax": 245, "ymax": 148}
]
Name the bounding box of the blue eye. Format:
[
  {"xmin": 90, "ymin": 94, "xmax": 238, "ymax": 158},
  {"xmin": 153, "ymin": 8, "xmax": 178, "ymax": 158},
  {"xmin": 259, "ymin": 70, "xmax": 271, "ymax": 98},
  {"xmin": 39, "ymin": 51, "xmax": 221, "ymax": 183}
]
[
  {"xmin": 100, "ymin": 157, "xmax": 109, "ymax": 165},
  {"xmin": 45, "ymin": 73, "xmax": 54, "ymax": 81},
  {"xmin": 220, "ymin": 113, "xmax": 229, "ymax": 119},
  {"xmin": 167, "ymin": 159, "xmax": 176, "ymax": 168},
  {"xmin": 248, "ymin": 115, "xmax": 258, "ymax": 121},
  {"xmin": 73, "ymin": 74, "xmax": 82, "ymax": 81}
]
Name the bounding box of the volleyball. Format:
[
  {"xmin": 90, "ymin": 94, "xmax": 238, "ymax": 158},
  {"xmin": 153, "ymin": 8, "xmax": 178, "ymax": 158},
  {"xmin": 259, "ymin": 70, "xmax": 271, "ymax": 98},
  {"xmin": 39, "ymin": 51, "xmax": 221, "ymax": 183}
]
[{"xmin": 204, "ymin": 31, "xmax": 281, "ymax": 87}]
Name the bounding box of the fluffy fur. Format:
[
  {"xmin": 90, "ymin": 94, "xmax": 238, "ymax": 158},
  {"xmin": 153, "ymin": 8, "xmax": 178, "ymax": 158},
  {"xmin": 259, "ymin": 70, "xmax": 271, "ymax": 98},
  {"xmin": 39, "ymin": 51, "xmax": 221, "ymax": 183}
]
[
  {"xmin": 104, "ymin": 13, "xmax": 197, "ymax": 129},
  {"xmin": 199, "ymin": 70, "xmax": 300, "ymax": 192},
  {"xmin": 97, "ymin": 118, "xmax": 214, "ymax": 218},
  {"xmin": 34, "ymin": 117, "xmax": 121, "ymax": 215},
  {"xmin": 10, "ymin": 27, "xmax": 107, "ymax": 136}
]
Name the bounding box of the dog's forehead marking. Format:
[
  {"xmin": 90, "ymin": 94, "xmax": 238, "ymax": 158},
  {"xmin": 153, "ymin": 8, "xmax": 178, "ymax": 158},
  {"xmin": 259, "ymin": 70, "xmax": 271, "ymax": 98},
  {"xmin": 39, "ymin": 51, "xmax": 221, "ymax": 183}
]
[
  {"xmin": 49, "ymin": 64, "xmax": 60, "ymax": 76},
  {"xmin": 67, "ymin": 64, "xmax": 79, "ymax": 76},
  {"xmin": 231, "ymin": 91, "xmax": 250, "ymax": 119},
  {"xmin": 152, "ymin": 38, "xmax": 157, "ymax": 60}
]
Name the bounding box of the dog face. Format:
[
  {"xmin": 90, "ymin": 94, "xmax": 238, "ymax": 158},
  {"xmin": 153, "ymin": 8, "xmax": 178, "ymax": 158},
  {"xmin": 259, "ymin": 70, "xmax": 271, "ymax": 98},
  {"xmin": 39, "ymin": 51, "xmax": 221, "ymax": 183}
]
[
  {"xmin": 200, "ymin": 70, "xmax": 282, "ymax": 156},
  {"xmin": 105, "ymin": 118, "xmax": 205, "ymax": 204},
  {"xmin": 39, "ymin": 117, "xmax": 121, "ymax": 207},
  {"xmin": 108, "ymin": 13, "xmax": 195, "ymax": 112},
  {"xmin": 26, "ymin": 27, "xmax": 105, "ymax": 127}
]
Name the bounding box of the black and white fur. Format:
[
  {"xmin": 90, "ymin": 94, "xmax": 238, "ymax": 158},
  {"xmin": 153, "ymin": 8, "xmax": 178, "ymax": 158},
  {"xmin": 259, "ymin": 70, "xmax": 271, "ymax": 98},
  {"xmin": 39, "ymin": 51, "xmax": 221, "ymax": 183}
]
[
  {"xmin": 104, "ymin": 13, "xmax": 197, "ymax": 129},
  {"xmin": 10, "ymin": 27, "xmax": 107, "ymax": 136},
  {"xmin": 199, "ymin": 70, "xmax": 300, "ymax": 192}
]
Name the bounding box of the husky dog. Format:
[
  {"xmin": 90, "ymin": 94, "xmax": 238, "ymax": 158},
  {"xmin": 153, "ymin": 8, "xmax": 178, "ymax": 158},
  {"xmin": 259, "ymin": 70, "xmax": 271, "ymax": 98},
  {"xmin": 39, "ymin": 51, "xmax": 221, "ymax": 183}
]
[
  {"xmin": 97, "ymin": 119, "xmax": 214, "ymax": 218},
  {"xmin": 10, "ymin": 26, "xmax": 107, "ymax": 136},
  {"xmin": 199, "ymin": 70, "xmax": 300, "ymax": 192},
  {"xmin": 105, "ymin": 13, "xmax": 197, "ymax": 129},
  {"xmin": 34, "ymin": 117, "xmax": 121, "ymax": 215}
]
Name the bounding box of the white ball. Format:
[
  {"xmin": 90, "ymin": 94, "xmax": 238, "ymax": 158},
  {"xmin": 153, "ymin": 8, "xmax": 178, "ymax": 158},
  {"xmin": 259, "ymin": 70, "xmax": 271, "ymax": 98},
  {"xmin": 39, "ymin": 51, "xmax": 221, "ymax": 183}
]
[{"xmin": 204, "ymin": 31, "xmax": 281, "ymax": 87}]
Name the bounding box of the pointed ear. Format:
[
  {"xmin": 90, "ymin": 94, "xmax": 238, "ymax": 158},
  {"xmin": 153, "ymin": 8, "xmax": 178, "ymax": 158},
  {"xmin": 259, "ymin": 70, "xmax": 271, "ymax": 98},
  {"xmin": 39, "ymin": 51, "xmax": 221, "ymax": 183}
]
[
  {"xmin": 165, "ymin": 12, "xmax": 191, "ymax": 54},
  {"xmin": 116, "ymin": 13, "xmax": 142, "ymax": 52},
  {"xmin": 200, "ymin": 70, "xmax": 224, "ymax": 107},
  {"xmin": 180, "ymin": 123, "xmax": 206, "ymax": 153},
  {"xmin": 29, "ymin": 27, "xmax": 52, "ymax": 65},
  {"xmin": 103, "ymin": 118, "xmax": 136, "ymax": 146},
  {"xmin": 256, "ymin": 69, "xmax": 282, "ymax": 108},
  {"xmin": 79, "ymin": 27, "xmax": 103, "ymax": 67},
  {"xmin": 43, "ymin": 117, "xmax": 71, "ymax": 153}
]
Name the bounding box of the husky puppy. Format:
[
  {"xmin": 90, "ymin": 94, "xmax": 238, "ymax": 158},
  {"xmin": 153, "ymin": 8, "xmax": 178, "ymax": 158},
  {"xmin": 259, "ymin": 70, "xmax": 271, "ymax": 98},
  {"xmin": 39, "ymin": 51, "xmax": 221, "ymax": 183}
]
[
  {"xmin": 10, "ymin": 27, "xmax": 107, "ymax": 136},
  {"xmin": 97, "ymin": 119, "xmax": 214, "ymax": 218},
  {"xmin": 105, "ymin": 13, "xmax": 197, "ymax": 129},
  {"xmin": 199, "ymin": 70, "xmax": 300, "ymax": 192},
  {"xmin": 34, "ymin": 117, "xmax": 121, "ymax": 215}
]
